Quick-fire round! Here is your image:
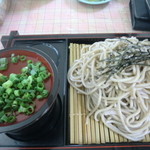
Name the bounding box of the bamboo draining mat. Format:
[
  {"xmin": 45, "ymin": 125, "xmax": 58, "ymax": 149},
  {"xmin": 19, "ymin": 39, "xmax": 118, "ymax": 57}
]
[{"xmin": 69, "ymin": 43, "xmax": 150, "ymax": 144}]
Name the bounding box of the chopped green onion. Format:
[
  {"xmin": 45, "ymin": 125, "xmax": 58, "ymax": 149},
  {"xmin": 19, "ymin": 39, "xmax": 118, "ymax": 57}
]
[
  {"xmin": 2, "ymin": 80, "xmax": 13, "ymax": 89},
  {"xmin": 0, "ymin": 64, "xmax": 8, "ymax": 71},
  {"xmin": 27, "ymin": 60, "xmax": 32, "ymax": 64},
  {"xmin": 2, "ymin": 93, "xmax": 8, "ymax": 99},
  {"xmin": 0, "ymin": 56, "xmax": 51, "ymax": 123},
  {"xmin": 0, "ymin": 58, "xmax": 8, "ymax": 71},
  {"xmin": 0, "ymin": 58, "xmax": 8, "ymax": 64},
  {"xmin": 11, "ymin": 56, "xmax": 19, "ymax": 63},
  {"xmin": 6, "ymin": 88, "xmax": 13, "ymax": 95},
  {"xmin": 42, "ymin": 90, "xmax": 49, "ymax": 98},
  {"xmin": 14, "ymin": 90, "xmax": 20, "ymax": 96},
  {"xmin": 0, "ymin": 74, "xmax": 8, "ymax": 84},
  {"xmin": 19, "ymin": 55, "xmax": 26, "ymax": 61},
  {"xmin": 36, "ymin": 95, "xmax": 43, "ymax": 99},
  {"xmin": 9, "ymin": 73, "xmax": 19, "ymax": 83}
]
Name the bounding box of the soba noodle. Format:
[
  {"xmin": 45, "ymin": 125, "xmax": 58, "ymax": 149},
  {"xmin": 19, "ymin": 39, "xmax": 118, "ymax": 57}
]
[{"xmin": 67, "ymin": 37, "xmax": 150, "ymax": 141}]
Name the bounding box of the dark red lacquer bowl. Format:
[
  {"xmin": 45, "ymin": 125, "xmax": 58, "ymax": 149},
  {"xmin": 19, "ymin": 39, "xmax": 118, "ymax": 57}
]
[{"xmin": 0, "ymin": 47, "xmax": 59, "ymax": 140}]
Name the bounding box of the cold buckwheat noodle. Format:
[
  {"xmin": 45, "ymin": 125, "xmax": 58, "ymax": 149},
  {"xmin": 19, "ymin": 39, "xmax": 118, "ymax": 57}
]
[{"xmin": 68, "ymin": 37, "xmax": 150, "ymax": 141}]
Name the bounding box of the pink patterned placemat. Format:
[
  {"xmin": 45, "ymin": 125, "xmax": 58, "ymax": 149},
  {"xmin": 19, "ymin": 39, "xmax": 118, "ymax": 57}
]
[{"xmin": 0, "ymin": 0, "xmax": 147, "ymax": 49}]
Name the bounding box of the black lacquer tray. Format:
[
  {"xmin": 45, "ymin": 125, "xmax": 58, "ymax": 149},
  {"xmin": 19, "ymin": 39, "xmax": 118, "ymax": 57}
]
[{"xmin": 0, "ymin": 31, "xmax": 150, "ymax": 150}]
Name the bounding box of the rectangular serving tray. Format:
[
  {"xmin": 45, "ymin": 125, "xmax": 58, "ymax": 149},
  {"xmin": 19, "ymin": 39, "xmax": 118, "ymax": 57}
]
[{"xmin": 1, "ymin": 31, "xmax": 150, "ymax": 150}]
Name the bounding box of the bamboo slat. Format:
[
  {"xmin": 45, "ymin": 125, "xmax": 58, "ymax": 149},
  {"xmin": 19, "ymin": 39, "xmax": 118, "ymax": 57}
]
[
  {"xmin": 69, "ymin": 43, "xmax": 150, "ymax": 144},
  {"xmin": 69, "ymin": 44, "xmax": 74, "ymax": 144}
]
